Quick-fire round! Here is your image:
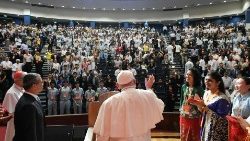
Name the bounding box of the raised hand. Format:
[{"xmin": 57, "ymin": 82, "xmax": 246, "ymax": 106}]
[{"xmin": 145, "ymin": 75, "xmax": 155, "ymax": 89}]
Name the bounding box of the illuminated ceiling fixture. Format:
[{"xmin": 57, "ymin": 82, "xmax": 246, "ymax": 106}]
[
  {"xmin": 224, "ymin": 0, "xmax": 227, "ymax": 2},
  {"xmin": 152, "ymin": 8, "xmax": 155, "ymax": 10},
  {"xmin": 113, "ymin": 8, "xmax": 115, "ymax": 11},
  {"xmin": 122, "ymin": 8, "xmax": 126, "ymax": 10},
  {"xmin": 184, "ymin": 5, "xmax": 188, "ymax": 7},
  {"xmin": 132, "ymin": 9, "xmax": 135, "ymax": 10},
  {"xmin": 38, "ymin": 2, "xmax": 41, "ymax": 5},
  {"xmin": 61, "ymin": 6, "xmax": 64, "ymax": 7},
  {"xmin": 25, "ymin": 1, "xmax": 29, "ymax": 3},
  {"xmin": 142, "ymin": 8, "xmax": 145, "ymax": 10},
  {"xmin": 73, "ymin": 7, "xmax": 75, "ymax": 8},
  {"xmin": 210, "ymin": 2, "xmax": 213, "ymax": 4},
  {"xmin": 51, "ymin": 5, "xmax": 53, "ymax": 6},
  {"xmin": 93, "ymin": 8, "xmax": 96, "ymax": 10},
  {"xmin": 174, "ymin": 6, "xmax": 176, "ymax": 8},
  {"xmin": 197, "ymin": 4, "xmax": 200, "ymax": 6}
]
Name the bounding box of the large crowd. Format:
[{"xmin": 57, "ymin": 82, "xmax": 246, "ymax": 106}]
[{"xmin": 0, "ymin": 20, "xmax": 249, "ymax": 114}]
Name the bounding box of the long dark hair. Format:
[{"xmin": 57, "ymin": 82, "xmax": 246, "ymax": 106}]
[
  {"xmin": 206, "ymin": 71, "xmax": 225, "ymax": 94},
  {"xmin": 186, "ymin": 68, "xmax": 201, "ymax": 88}
]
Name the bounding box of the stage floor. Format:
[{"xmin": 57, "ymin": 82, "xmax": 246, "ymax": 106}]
[{"xmin": 151, "ymin": 138, "xmax": 180, "ymax": 141}]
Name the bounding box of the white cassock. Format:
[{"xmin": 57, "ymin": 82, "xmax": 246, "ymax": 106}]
[
  {"xmin": 93, "ymin": 87, "xmax": 164, "ymax": 141},
  {"xmin": 2, "ymin": 84, "xmax": 24, "ymax": 141}
]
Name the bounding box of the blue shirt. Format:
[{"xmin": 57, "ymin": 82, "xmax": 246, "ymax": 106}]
[{"xmin": 232, "ymin": 92, "xmax": 250, "ymax": 119}]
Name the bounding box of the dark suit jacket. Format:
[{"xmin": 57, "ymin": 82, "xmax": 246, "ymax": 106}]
[{"xmin": 13, "ymin": 93, "xmax": 44, "ymax": 141}]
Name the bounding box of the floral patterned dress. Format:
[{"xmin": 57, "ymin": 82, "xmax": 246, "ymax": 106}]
[{"xmin": 201, "ymin": 91, "xmax": 231, "ymax": 141}]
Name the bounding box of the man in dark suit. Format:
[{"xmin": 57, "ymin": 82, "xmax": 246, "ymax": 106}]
[{"xmin": 13, "ymin": 73, "xmax": 44, "ymax": 141}]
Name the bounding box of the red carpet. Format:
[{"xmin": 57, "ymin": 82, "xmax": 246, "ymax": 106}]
[{"xmin": 0, "ymin": 127, "xmax": 6, "ymax": 141}]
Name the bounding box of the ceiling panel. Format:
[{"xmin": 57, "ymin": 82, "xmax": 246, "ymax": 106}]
[{"xmin": 3, "ymin": 0, "xmax": 241, "ymax": 10}]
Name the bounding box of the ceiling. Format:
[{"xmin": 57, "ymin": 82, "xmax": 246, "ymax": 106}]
[{"xmin": 4, "ymin": 0, "xmax": 241, "ymax": 10}]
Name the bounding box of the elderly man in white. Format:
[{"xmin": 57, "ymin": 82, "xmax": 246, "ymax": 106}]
[
  {"xmin": 2, "ymin": 71, "xmax": 27, "ymax": 141},
  {"xmin": 93, "ymin": 70, "xmax": 164, "ymax": 141}
]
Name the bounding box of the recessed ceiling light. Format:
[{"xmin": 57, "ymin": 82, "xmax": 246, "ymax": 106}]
[
  {"xmin": 11, "ymin": 0, "xmax": 15, "ymax": 1},
  {"xmin": 122, "ymin": 8, "xmax": 126, "ymax": 10},
  {"xmin": 103, "ymin": 8, "xmax": 106, "ymax": 10},
  {"xmin": 132, "ymin": 9, "xmax": 135, "ymax": 10},
  {"xmin": 61, "ymin": 6, "xmax": 64, "ymax": 7},
  {"xmin": 142, "ymin": 8, "xmax": 145, "ymax": 10},
  {"xmin": 73, "ymin": 7, "xmax": 75, "ymax": 8},
  {"xmin": 185, "ymin": 5, "xmax": 188, "ymax": 7},
  {"xmin": 38, "ymin": 2, "xmax": 41, "ymax": 5},
  {"xmin": 162, "ymin": 7, "xmax": 166, "ymax": 9},
  {"xmin": 224, "ymin": 0, "xmax": 227, "ymax": 2},
  {"xmin": 210, "ymin": 2, "xmax": 213, "ymax": 4},
  {"xmin": 197, "ymin": 4, "xmax": 200, "ymax": 6},
  {"xmin": 50, "ymin": 5, "xmax": 53, "ymax": 6},
  {"xmin": 113, "ymin": 8, "xmax": 115, "ymax": 11},
  {"xmin": 25, "ymin": 1, "xmax": 28, "ymax": 3},
  {"xmin": 174, "ymin": 6, "xmax": 177, "ymax": 8},
  {"xmin": 152, "ymin": 8, "xmax": 155, "ymax": 10},
  {"xmin": 93, "ymin": 8, "xmax": 96, "ymax": 10}
]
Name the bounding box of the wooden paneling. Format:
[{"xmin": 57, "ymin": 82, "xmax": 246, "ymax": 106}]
[
  {"xmin": 88, "ymin": 102, "xmax": 101, "ymax": 127},
  {"xmin": 45, "ymin": 112, "xmax": 180, "ymax": 133},
  {"xmin": 45, "ymin": 114, "xmax": 88, "ymax": 126}
]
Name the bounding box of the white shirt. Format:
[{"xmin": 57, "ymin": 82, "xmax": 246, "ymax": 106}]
[
  {"xmin": 23, "ymin": 54, "xmax": 33, "ymax": 62},
  {"xmin": 12, "ymin": 63, "xmax": 23, "ymax": 71},
  {"xmin": 199, "ymin": 59, "xmax": 206, "ymax": 71},
  {"xmin": 1, "ymin": 61, "xmax": 12, "ymax": 69},
  {"xmin": 185, "ymin": 61, "xmax": 194, "ymax": 74},
  {"xmin": 167, "ymin": 45, "xmax": 173, "ymax": 54},
  {"xmin": 222, "ymin": 76, "xmax": 232, "ymax": 88},
  {"xmin": 2, "ymin": 84, "xmax": 24, "ymax": 141},
  {"xmin": 175, "ymin": 45, "xmax": 181, "ymax": 53}
]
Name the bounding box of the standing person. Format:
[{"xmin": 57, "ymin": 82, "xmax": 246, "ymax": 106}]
[
  {"xmin": 179, "ymin": 68, "xmax": 204, "ymax": 141},
  {"xmin": 84, "ymin": 85, "xmax": 96, "ymax": 112},
  {"xmin": 13, "ymin": 73, "xmax": 44, "ymax": 141},
  {"xmin": 96, "ymin": 81, "xmax": 108, "ymax": 98},
  {"xmin": 2, "ymin": 71, "xmax": 27, "ymax": 141},
  {"xmin": 184, "ymin": 58, "xmax": 194, "ymax": 75},
  {"xmin": 72, "ymin": 82, "xmax": 84, "ymax": 114},
  {"xmin": 47, "ymin": 82, "xmax": 59, "ymax": 115},
  {"xmin": 59, "ymin": 81, "xmax": 71, "ymax": 114},
  {"xmin": 23, "ymin": 50, "xmax": 33, "ymax": 73},
  {"xmin": 93, "ymin": 70, "xmax": 164, "ymax": 141},
  {"xmin": 189, "ymin": 71, "xmax": 231, "ymax": 141},
  {"xmin": 231, "ymin": 77, "xmax": 250, "ymax": 119}
]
